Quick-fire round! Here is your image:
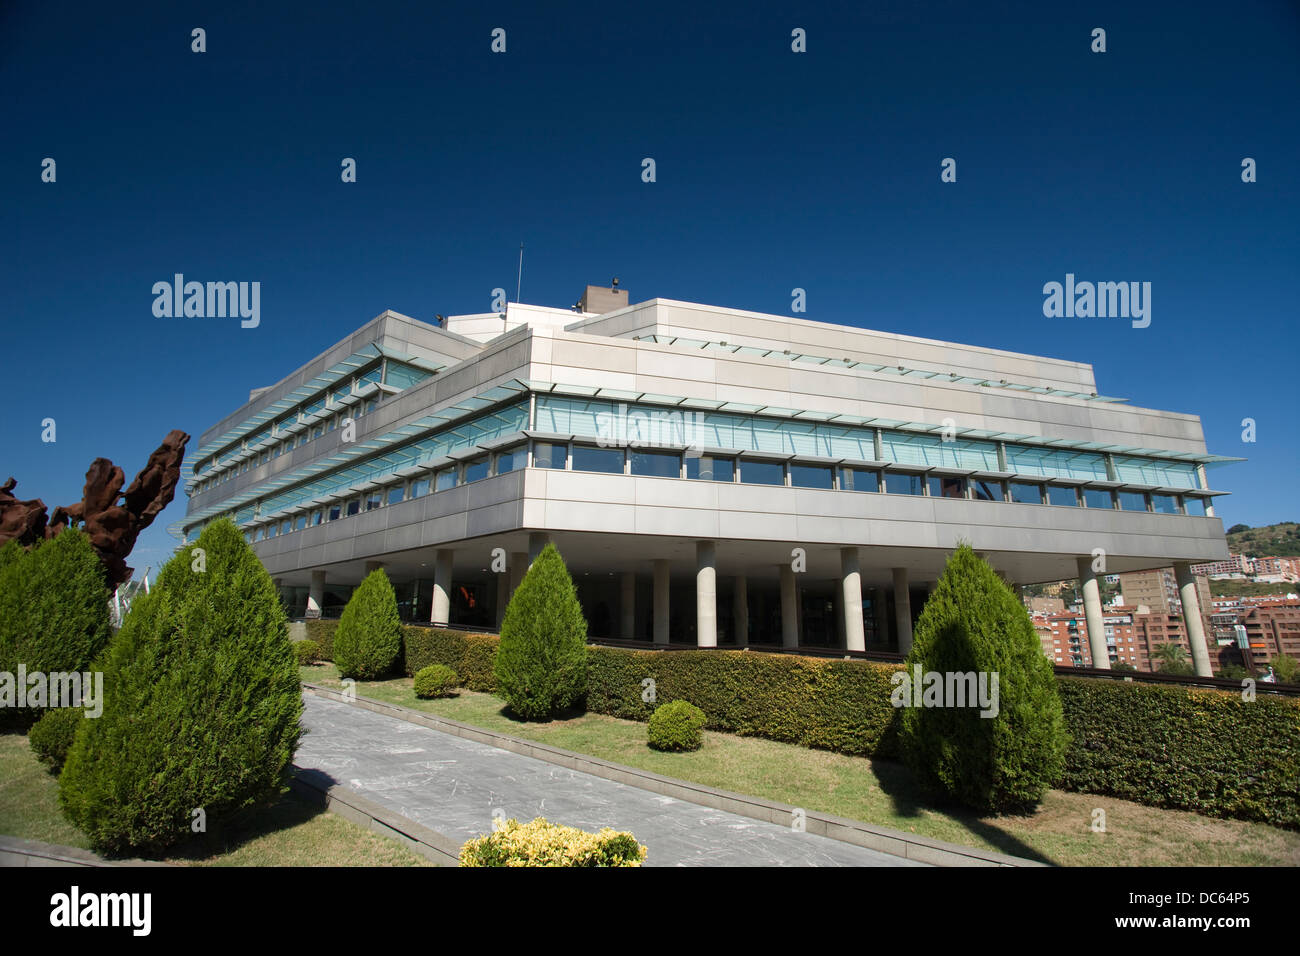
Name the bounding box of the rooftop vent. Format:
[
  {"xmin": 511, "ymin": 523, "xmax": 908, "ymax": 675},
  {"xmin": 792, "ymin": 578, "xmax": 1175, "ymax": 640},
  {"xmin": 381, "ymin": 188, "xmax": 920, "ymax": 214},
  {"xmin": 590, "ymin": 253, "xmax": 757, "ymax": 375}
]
[{"xmin": 578, "ymin": 279, "xmax": 629, "ymax": 315}]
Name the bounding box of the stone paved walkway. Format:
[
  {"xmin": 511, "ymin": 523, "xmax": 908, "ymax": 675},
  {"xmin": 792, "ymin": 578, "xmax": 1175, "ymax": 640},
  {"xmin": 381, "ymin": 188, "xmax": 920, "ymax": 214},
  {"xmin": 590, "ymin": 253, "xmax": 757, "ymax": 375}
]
[{"xmin": 298, "ymin": 695, "xmax": 926, "ymax": 867}]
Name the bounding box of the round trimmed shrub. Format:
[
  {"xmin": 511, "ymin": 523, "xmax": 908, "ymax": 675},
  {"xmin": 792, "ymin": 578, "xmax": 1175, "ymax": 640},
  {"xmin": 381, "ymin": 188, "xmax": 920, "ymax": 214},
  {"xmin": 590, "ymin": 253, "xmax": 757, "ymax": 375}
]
[
  {"xmin": 294, "ymin": 639, "xmax": 321, "ymax": 665},
  {"xmin": 897, "ymin": 543, "xmax": 1069, "ymax": 813},
  {"xmin": 29, "ymin": 707, "xmax": 83, "ymax": 772},
  {"xmin": 647, "ymin": 699, "xmax": 706, "ymax": 751},
  {"xmin": 459, "ymin": 817, "xmax": 646, "ymax": 867},
  {"xmin": 332, "ymin": 569, "xmax": 402, "ymax": 680},
  {"xmin": 413, "ymin": 663, "xmax": 458, "ymax": 699},
  {"xmin": 58, "ymin": 519, "xmax": 302, "ymax": 855},
  {"xmin": 493, "ymin": 544, "xmax": 588, "ymax": 720}
]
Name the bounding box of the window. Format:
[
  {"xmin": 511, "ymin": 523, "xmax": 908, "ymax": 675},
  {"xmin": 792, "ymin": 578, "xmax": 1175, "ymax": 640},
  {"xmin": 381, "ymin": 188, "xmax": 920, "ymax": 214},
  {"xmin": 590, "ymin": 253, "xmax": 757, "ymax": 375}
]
[
  {"xmin": 687, "ymin": 455, "xmax": 734, "ymax": 482},
  {"xmin": 493, "ymin": 445, "xmax": 527, "ymax": 475},
  {"xmin": 739, "ymin": 459, "xmax": 785, "ymax": 486},
  {"xmin": 410, "ymin": 477, "xmax": 430, "ymax": 498},
  {"xmin": 294, "ymin": 514, "xmax": 307, "ymax": 531},
  {"xmin": 790, "ymin": 463, "xmax": 833, "ymax": 489},
  {"xmin": 313, "ymin": 426, "xmax": 324, "ymax": 440},
  {"xmin": 346, "ymin": 499, "xmax": 361, "ymax": 516},
  {"xmin": 572, "ymin": 445, "xmax": 625, "ymax": 474},
  {"xmin": 1184, "ymin": 496, "xmax": 1208, "ymax": 517},
  {"xmin": 630, "ymin": 449, "xmax": 681, "ymax": 478},
  {"xmin": 1118, "ymin": 490, "xmax": 1149, "ymax": 512},
  {"xmin": 328, "ymin": 417, "xmax": 337, "ymax": 432},
  {"xmin": 884, "ymin": 471, "xmax": 925, "ymax": 496},
  {"xmin": 533, "ymin": 441, "xmax": 567, "ymax": 470},
  {"xmin": 387, "ymin": 485, "xmax": 405, "ymax": 506},
  {"xmin": 362, "ymin": 399, "xmax": 377, "ymax": 416},
  {"xmin": 972, "ymin": 479, "xmax": 1004, "ymax": 502},
  {"xmin": 464, "ymin": 456, "xmax": 490, "ymax": 483},
  {"xmin": 928, "ymin": 476, "xmax": 967, "ymax": 499},
  {"xmin": 328, "ymin": 504, "xmax": 342, "ymax": 521},
  {"xmin": 1010, "ymin": 481, "xmax": 1043, "ymax": 505},
  {"xmin": 254, "ymin": 526, "xmax": 264, "ymax": 541},
  {"xmin": 839, "ymin": 466, "xmax": 880, "ymax": 492},
  {"xmin": 280, "ymin": 520, "xmax": 291, "ymax": 535},
  {"xmin": 265, "ymin": 523, "xmax": 277, "ymax": 539},
  {"xmin": 1047, "ymin": 485, "xmax": 1078, "ymax": 507},
  {"xmin": 1083, "ymin": 488, "xmax": 1115, "ymax": 510},
  {"xmin": 364, "ymin": 493, "xmax": 382, "ymax": 511},
  {"xmin": 312, "ymin": 510, "xmax": 323, "ymax": 526},
  {"xmin": 435, "ymin": 468, "xmax": 457, "ymax": 492}
]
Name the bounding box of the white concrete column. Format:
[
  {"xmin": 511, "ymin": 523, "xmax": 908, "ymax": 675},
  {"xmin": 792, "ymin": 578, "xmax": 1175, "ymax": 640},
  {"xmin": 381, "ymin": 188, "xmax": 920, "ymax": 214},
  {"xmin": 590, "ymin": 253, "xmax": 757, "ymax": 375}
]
[
  {"xmin": 431, "ymin": 549, "xmax": 453, "ymax": 626},
  {"xmin": 780, "ymin": 564, "xmax": 798, "ymax": 648},
  {"xmin": 307, "ymin": 570, "xmax": 325, "ymax": 619},
  {"xmin": 653, "ymin": 559, "xmax": 670, "ymax": 644},
  {"xmin": 1076, "ymin": 555, "xmax": 1110, "ymax": 670},
  {"xmin": 841, "ymin": 548, "xmax": 866, "ymax": 652},
  {"xmin": 696, "ymin": 541, "xmax": 717, "ymax": 648},
  {"xmin": 496, "ymin": 568, "xmax": 510, "ymax": 628},
  {"xmin": 733, "ymin": 575, "xmax": 748, "ymax": 646},
  {"xmin": 509, "ymin": 551, "xmax": 528, "ymax": 593},
  {"xmin": 1175, "ymin": 561, "xmax": 1213, "ymax": 677},
  {"xmin": 893, "ymin": 567, "xmax": 913, "ymax": 656},
  {"xmin": 528, "ymin": 532, "xmax": 550, "ymax": 565},
  {"xmin": 621, "ymin": 572, "xmax": 636, "ymax": 641}
]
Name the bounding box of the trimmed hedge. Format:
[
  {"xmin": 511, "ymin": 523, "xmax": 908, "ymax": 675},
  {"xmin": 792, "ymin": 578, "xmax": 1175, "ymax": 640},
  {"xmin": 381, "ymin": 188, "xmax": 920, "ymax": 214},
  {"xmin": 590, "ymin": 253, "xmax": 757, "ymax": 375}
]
[
  {"xmin": 304, "ymin": 620, "xmax": 337, "ymax": 661},
  {"xmin": 293, "ymin": 639, "xmax": 321, "ymax": 666},
  {"xmin": 413, "ymin": 664, "xmax": 459, "ymax": 699},
  {"xmin": 403, "ymin": 627, "xmax": 498, "ymax": 691},
  {"xmin": 29, "ymin": 707, "xmax": 83, "ymax": 773},
  {"xmin": 647, "ymin": 700, "xmax": 706, "ymax": 751},
  {"xmin": 459, "ymin": 817, "xmax": 646, "ymax": 867},
  {"xmin": 333, "ymin": 570, "xmax": 402, "ymax": 680},
  {"xmin": 588, "ymin": 646, "xmax": 903, "ymax": 758},
  {"xmin": 1057, "ymin": 676, "xmax": 1300, "ymax": 830},
  {"xmin": 386, "ymin": 627, "xmax": 1300, "ymax": 830}
]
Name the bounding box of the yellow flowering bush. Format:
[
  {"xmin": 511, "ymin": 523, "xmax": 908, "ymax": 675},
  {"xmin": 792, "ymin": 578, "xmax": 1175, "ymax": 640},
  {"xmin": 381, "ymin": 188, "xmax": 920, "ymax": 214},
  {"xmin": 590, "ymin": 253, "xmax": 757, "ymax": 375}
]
[{"xmin": 458, "ymin": 817, "xmax": 647, "ymax": 867}]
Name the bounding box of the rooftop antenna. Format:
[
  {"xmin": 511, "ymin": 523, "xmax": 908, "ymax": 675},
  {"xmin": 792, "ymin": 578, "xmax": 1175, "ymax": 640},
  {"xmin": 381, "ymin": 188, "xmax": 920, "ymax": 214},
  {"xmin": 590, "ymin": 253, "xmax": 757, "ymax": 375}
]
[{"xmin": 515, "ymin": 242, "xmax": 524, "ymax": 306}]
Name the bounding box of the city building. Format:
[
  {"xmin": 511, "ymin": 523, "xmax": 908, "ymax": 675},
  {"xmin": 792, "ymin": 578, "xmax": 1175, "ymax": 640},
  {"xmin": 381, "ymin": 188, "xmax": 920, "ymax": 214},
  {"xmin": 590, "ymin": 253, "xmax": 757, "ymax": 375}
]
[
  {"xmin": 174, "ymin": 284, "xmax": 1235, "ymax": 673},
  {"xmin": 1190, "ymin": 553, "xmax": 1252, "ymax": 579}
]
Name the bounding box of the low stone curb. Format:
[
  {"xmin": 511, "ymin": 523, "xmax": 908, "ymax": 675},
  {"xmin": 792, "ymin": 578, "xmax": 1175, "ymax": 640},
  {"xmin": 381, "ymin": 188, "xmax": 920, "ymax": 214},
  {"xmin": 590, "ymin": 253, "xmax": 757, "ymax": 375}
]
[
  {"xmin": 0, "ymin": 835, "xmax": 172, "ymax": 868},
  {"xmin": 289, "ymin": 766, "xmax": 460, "ymax": 866},
  {"xmin": 302, "ymin": 682, "xmax": 1047, "ymax": 867}
]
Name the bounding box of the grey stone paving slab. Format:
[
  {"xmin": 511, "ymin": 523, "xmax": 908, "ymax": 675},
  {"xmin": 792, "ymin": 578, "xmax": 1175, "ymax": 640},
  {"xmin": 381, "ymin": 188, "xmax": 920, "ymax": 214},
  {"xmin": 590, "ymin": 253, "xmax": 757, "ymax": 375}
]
[{"xmin": 298, "ymin": 695, "xmax": 927, "ymax": 867}]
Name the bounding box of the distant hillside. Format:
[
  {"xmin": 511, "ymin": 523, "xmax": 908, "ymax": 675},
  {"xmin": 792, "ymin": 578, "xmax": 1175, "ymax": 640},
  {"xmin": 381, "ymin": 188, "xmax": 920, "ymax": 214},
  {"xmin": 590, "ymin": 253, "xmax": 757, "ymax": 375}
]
[{"xmin": 1226, "ymin": 522, "xmax": 1300, "ymax": 558}]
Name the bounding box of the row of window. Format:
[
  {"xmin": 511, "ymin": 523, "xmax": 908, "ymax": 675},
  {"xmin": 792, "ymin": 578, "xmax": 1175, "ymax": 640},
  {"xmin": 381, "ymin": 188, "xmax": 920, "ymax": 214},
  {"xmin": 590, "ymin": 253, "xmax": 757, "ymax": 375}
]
[
  {"xmin": 194, "ymin": 398, "xmax": 382, "ymax": 494},
  {"xmin": 194, "ymin": 357, "xmax": 436, "ymax": 481},
  {"xmin": 234, "ymin": 438, "xmax": 1212, "ymax": 543}
]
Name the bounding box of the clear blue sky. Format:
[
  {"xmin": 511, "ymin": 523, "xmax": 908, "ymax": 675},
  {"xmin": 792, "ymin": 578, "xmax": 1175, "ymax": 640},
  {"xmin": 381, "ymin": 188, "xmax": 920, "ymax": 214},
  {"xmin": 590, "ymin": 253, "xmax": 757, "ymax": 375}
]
[{"xmin": 3, "ymin": 0, "xmax": 1297, "ymax": 582}]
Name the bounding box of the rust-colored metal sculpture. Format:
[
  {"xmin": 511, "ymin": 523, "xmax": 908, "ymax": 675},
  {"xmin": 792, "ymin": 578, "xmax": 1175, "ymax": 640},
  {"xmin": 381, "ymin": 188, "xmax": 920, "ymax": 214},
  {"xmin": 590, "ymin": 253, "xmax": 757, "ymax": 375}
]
[{"xmin": 0, "ymin": 429, "xmax": 190, "ymax": 588}]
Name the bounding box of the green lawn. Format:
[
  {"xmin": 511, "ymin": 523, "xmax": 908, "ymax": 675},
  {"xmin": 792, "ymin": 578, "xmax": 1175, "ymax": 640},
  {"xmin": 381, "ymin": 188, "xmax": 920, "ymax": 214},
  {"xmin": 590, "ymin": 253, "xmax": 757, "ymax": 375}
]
[
  {"xmin": 301, "ymin": 663, "xmax": 1300, "ymax": 867},
  {"xmin": 0, "ymin": 729, "xmax": 430, "ymax": 866}
]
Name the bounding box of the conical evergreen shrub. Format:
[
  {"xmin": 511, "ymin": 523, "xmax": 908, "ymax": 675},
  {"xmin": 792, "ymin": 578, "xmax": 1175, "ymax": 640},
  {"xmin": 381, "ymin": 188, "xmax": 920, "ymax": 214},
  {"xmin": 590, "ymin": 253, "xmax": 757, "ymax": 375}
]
[
  {"xmin": 332, "ymin": 569, "xmax": 402, "ymax": 680},
  {"xmin": 58, "ymin": 519, "xmax": 302, "ymax": 855},
  {"xmin": 897, "ymin": 543, "xmax": 1068, "ymax": 813},
  {"xmin": 494, "ymin": 543, "xmax": 588, "ymax": 719},
  {"xmin": 0, "ymin": 530, "xmax": 111, "ymax": 727}
]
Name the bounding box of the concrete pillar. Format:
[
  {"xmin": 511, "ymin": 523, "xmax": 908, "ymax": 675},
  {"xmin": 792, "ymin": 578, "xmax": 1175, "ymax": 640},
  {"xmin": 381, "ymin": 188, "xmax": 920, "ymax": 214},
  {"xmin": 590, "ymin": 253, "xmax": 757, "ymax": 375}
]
[
  {"xmin": 1175, "ymin": 561, "xmax": 1213, "ymax": 677},
  {"xmin": 841, "ymin": 548, "xmax": 866, "ymax": 652},
  {"xmin": 621, "ymin": 572, "xmax": 636, "ymax": 641},
  {"xmin": 509, "ymin": 551, "xmax": 528, "ymax": 593},
  {"xmin": 733, "ymin": 575, "xmax": 748, "ymax": 647},
  {"xmin": 696, "ymin": 541, "xmax": 717, "ymax": 648},
  {"xmin": 653, "ymin": 559, "xmax": 670, "ymax": 644},
  {"xmin": 496, "ymin": 567, "xmax": 510, "ymax": 628},
  {"xmin": 431, "ymin": 549, "xmax": 453, "ymax": 626},
  {"xmin": 893, "ymin": 567, "xmax": 913, "ymax": 656},
  {"xmin": 1076, "ymin": 555, "xmax": 1110, "ymax": 670},
  {"xmin": 780, "ymin": 565, "xmax": 798, "ymax": 648},
  {"xmin": 307, "ymin": 570, "xmax": 326, "ymax": 619},
  {"xmin": 528, "ymin": 532, "xmax": 550, "ymax": 565}
]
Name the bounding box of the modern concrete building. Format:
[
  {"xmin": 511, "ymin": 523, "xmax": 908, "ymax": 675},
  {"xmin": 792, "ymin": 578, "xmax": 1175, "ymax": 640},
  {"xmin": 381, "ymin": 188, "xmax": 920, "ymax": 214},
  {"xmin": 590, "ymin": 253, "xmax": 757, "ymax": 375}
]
[{"xmin": 173, "ymin": 284, "xmax": 1235, "ymax": 674}]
